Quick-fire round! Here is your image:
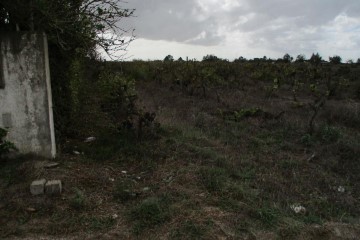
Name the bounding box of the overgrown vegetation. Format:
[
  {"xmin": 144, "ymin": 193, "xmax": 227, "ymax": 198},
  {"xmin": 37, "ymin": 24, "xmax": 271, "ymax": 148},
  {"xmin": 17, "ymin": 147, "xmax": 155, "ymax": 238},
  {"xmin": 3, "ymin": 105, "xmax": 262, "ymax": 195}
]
[
  {"xmin": 0, "ymin": 128, "xmax": 16, "ymax": 159},
  {"xmin": 1, "ymin": 56, "xmax": 360, "ymax": 238},
  {"xmin": 0, "ymin": 0, "xmax": 135, "ymax": 142}
]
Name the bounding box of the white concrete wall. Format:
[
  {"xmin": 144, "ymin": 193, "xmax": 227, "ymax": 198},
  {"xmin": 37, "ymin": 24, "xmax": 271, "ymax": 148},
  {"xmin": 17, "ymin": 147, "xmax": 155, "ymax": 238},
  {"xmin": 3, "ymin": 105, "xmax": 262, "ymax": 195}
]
[{"xmin": 0, "ymin": 32, "xmax": 56, "ymax": 158}]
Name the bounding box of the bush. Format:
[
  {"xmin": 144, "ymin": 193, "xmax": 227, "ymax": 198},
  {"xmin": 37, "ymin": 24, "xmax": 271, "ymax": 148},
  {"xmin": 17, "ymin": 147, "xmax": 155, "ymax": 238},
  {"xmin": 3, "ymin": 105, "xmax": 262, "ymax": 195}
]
[
  {"xmin": 0, "ymin": 128, "xmax": 17, "ymax": 159},
  {"xmin": 69, "ymin": 188, "xmax": 87, "ymax": 210},
  {"xmin": 67, "ymin": 65, "xmax": 139, "ymax": 138},
  {"xmin": 98, "ymin": 69, "xmax": 137, "ymax": 124}
]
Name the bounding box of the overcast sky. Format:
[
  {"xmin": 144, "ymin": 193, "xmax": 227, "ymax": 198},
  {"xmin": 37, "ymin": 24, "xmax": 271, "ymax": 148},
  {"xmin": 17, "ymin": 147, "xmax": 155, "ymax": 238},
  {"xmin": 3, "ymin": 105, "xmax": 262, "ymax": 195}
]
[{"xmin": 120, "ymin": 0, "xmax": 360, "ymax": 61}]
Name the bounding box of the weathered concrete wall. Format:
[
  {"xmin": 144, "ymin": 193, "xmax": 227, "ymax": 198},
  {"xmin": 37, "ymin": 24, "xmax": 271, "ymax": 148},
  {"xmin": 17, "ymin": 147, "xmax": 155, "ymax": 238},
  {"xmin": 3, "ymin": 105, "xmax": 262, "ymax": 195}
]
[{"xmin": 0, "ymin": 32, "xmax": 56, "ymax": 158}]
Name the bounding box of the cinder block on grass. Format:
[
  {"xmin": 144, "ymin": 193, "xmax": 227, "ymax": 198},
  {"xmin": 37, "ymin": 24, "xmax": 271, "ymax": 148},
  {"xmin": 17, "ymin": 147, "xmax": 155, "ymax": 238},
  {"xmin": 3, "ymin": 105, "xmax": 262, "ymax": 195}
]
[
  {"xmin": 45, "ymin": 180, "xmax": 62, "ymax": 195},
  {"xmin": 30, "ymin": 179, "xmax": 46, "ymax": 195}
]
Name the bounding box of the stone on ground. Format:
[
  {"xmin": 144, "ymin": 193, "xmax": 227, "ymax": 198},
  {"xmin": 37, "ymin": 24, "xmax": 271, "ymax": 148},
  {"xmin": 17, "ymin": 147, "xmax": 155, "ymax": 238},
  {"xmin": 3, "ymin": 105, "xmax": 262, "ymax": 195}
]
[
  {"xmin": 45, "ymin": 180, "xmax": 62, "ymax": 195},
  {"xmin": 30, "ymin": 179, "xmax": 46, "ymax": 195}
]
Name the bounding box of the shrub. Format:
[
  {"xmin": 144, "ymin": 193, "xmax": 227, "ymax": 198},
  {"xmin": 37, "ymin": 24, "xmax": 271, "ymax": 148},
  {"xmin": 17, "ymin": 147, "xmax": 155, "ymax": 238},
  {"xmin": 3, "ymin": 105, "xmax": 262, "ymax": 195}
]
[
  {"xmin": 0, "ymin": 128, "xmax": 17, "ymax": 159},
  {"xmin": 98, "ymin": 69, "xmax": 137, "ymax": 124},
  {"xmin": 69, "ymin": 188, "xmax": 86, "ymax": 210}
]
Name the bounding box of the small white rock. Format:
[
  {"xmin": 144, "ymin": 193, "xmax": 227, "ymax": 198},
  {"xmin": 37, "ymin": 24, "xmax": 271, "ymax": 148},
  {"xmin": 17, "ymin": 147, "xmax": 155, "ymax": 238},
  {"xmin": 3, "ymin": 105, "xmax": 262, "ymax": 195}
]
[
  {"xmin": 290, "ymin": 204, "xmax": 306, "ymax": 214},
  {"xmin": 44, "ymin": 162, "xmax": 60, "ymax": 168},
  {"xmin": 26, "ymin": 207, "xmax": 36, "ymax": 212},
  {"xmin": 109, "ymin": 178, "xmax": 115, "ymax": 182},
  {"xmin": 30, "ymin": 179, "xmax": 47, "ymax": 195},
  {"xmin": 121, "ymin": 171, "xmax": 127, "ymax": 174},
  {"xmin": 84, "ymin": 137, "xmax": 96, "ymax": 143},
  {"xmin": 45, "ymin": 180, "xmax": 62, "ymax": 195},
  {"xmin": 73, "ymin": 151, "xmax": 80, "ymax": 155},
  {"xmin": 112, "ymin": 214, "xmax": 118, "ymax": 220},
  {"xmin": 337, "ymin": 186, "xmax": 345, "ymax": 193}
]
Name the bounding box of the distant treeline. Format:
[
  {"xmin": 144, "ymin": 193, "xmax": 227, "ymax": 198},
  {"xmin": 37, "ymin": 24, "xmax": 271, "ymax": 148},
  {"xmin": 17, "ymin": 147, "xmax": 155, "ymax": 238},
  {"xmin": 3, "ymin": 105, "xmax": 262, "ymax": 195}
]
[{"xmin": 143, "ymin": 53, "xmax": 359, "ymax": 64}]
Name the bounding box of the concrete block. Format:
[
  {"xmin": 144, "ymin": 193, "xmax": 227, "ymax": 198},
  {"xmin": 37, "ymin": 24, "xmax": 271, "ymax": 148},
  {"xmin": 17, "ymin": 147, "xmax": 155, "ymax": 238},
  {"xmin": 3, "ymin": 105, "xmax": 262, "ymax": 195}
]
[
  {"xmin": 30, "ymin": 179, "xmax": 46, "ymax": 195},
  {"xmin": 45, "ymin": 180, "xmax": 62, "ymax": 195}
]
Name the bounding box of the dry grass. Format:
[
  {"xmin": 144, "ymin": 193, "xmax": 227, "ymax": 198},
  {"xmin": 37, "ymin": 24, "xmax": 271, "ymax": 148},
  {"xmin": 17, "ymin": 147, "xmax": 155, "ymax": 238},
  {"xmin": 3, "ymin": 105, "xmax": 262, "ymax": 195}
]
[{"xmin": 1, "ymin": 75, "xmax": 360, "ymax": 239}]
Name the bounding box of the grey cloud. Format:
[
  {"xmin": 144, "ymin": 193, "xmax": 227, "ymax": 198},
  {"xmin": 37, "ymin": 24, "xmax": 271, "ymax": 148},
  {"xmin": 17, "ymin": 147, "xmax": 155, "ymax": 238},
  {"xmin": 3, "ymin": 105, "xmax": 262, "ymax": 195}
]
[
  {"xmin": 121, "ymin": 0, "xmax": 360, "ymax": 56},
  {"xmin": 123, "ymin": 0, "xmax": 219, "ymax": 44},
  {"xmin": 123, "ymin": 0, "xmax": 245, "ymax": 45}
]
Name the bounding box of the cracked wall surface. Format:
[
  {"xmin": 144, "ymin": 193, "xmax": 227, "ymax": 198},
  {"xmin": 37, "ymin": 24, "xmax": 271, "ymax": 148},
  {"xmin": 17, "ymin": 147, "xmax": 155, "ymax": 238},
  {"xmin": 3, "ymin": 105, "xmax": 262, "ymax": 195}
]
[{"xmin": 0, "ymin": 32, "xmax": 56, "ymax": 158}]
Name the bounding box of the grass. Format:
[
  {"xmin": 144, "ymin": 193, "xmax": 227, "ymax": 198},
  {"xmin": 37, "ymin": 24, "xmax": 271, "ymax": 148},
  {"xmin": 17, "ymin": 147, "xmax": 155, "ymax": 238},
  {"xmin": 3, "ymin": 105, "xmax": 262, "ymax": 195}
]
[
  {"xmin": 199, "ymin": 167, "xmax": 227, "ymax": 193},
  {"xmin": 129, "ymin": 197, "xmax": 171, "ymax": 234},
  {"xmin": 1, "ymin": 70, "xmax": 360, "ymax": 238},
  {"xmin": 256, "ymin": 205, "xmax": 282, "ymax": 227},
  {"xmin": 113, "ymin": 179, "xmax": 137, "ymax": 203},
  {"xmin": 47, "ymin": 213, "xmax": 115, "ymax": 234},
  {"xmin": 87, "ymin": 216, "xmax": 116, "ymax": 231},
  {"xmin": 170, "ymin": 220, "xmax": 208, "ymax": 239}
]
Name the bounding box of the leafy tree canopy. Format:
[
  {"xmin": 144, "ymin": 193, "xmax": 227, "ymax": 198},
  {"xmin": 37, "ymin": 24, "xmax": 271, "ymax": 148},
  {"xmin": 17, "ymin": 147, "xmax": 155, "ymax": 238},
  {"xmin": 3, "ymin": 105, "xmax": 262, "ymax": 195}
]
[
  {"xmin": 295, "ymin": 54, "xmax": 306, "ymax": 63},
  {"xmin": 0, "ymin": 0, "xmax": 135, "ymax": 139},
  {"xmin": 234, "ymin": 56, "xmax": 247, "ymax": 62},
  {"xmin": 309, "ymin": 53, "xmax": 322, "ymax": 65},
  {"xmin": 164, "ymin": 55, "xmax": 174, "ymax": 62},
  {"xmin": 202, "ymin": 54, "xmax": 221, "ymax": 62},
  {"xmin": 0, "ymin": 0, "xmax": 135, "ymax": 59},
  {"xmin": 283, "ymin": 53, "xmax": 293, "ymax": 63},
  {"xmin": 329, "ymin": 55, "xmax": 342, "ymax": 64}
]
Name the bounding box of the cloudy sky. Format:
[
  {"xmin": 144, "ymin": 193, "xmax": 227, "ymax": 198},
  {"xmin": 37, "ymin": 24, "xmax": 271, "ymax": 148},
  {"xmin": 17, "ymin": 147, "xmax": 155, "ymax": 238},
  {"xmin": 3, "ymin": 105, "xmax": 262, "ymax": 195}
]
[{"xmin": 120, "ymin": 0, "xmax": 360, "ymax": 61}]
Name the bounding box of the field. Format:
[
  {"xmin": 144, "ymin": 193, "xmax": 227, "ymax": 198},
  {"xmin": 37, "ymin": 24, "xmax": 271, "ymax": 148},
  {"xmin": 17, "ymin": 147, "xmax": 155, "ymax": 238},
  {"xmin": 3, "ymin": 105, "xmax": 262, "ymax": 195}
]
[{"xmin": 1, "ymin": 60, "xmax": 360, "ymax": 239}]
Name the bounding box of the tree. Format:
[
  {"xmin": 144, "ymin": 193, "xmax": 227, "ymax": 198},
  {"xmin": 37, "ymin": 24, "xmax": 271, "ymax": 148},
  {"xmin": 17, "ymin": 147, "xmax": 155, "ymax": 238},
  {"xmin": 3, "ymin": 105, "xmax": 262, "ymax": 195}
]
[
  {"xmin": 234, "ymin": 56, "xmax": 247, "ymax": 62},
  {"xmin": 164, "ymin": 55, "xmax": 174, "ymax": 62},
  {"xmin": 202, "ymin": 54, "xmax": 220, "ymax": 62},
  {"xmin": 0, "ymin": 1, "xmax": 135, "ymax": 138},
  {"xmin": 0, "ymin": 0, "xmax": 135, "ymax": 59},
  {"xmin": 283, "ymin": 53, "xmax": 293, "ymax": 63},
  {"xmin": 295, "ymin": 54, "xmax": 306, "ymax": 63},
  {"xmin": 329, "ymin": 55, "xmax": 342, "ymax": 64},
  {"xmin": 309, "ymin": 53, "xmax": 322, "ymax": 65}
]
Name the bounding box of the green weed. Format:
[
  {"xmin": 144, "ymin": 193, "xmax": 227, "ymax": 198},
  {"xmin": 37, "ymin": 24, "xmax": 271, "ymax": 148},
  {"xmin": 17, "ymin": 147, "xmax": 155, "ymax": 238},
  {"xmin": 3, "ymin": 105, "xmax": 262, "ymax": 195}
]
[
  {"xmin": 170, "ymin": 220, "xmax": 207, "ymax": 239},
  {"xmin": 257, "ymin": 206, "xmax": 281, "ymax": 227},
  {"xmin": 0, "ymin": 127, "xmax": 17, "ymax": 159},
  {"xmin": 88, "ymin": 216, "xmax": 116, "ymax": 231},
  {"xmin": 69, "ymin": 188, "xmax": 86, "ymax": 210},
  {"xmin": 199, "ymin": 167, "xmax": 227, "ymax": 192},
  {"xmin": 301, "ymin": 134, "xmax": 315, "ymax": 147},
  {"xmin": 319, "ymin": 125, "xmax": 341, "ymax": 143},
  {"xmin": 129, "ymin": 197, "xmax": 170, "ymax": 234}
]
